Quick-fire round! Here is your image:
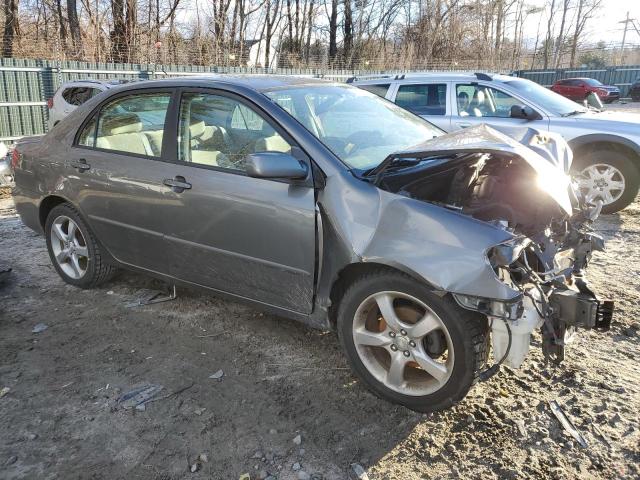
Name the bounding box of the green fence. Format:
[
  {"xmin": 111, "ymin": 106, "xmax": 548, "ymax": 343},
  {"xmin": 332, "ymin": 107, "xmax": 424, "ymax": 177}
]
[
  {"xmin": 0, "ymin": 57, "xmax": 389, "ymax": 141},
  {"xmin": 515, "ymin": 65, "xmax": 640, "ymax": 96},
  {"xmin": 0, "ymin": 57, "xmax": 638, "ymax": 142}
]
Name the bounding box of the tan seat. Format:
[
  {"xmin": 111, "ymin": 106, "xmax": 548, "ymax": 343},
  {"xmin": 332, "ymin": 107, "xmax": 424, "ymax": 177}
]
[
  {"xmin": 144, "ymin": 130, "xmax": 164, "ymax": 156},
  {"xmin": 254, "ymin": 134, "xmax": 291, "ymax": 153},
  {"xmin": 97, "ymin": 114, "xmax": 154, "ymax": 156},
  {"xmin": 190, "ymin": 150, "xmax": 227, "ymax": 167}
]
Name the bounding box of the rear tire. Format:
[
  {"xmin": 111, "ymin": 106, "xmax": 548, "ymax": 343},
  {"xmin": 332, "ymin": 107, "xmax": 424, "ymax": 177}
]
[
  {"xmin": 45, "ymin": 203, "xmax": 117, "ymax": 288},
  {"xmin": 337, "ymin": 269, "xmax": 488, "ymax": 412},
  {"xmin": 572, "ymin": 149, "xmax": 640, "ymax": 214}
]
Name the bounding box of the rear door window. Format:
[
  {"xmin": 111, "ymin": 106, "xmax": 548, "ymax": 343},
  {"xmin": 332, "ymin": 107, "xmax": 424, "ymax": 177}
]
[
  {"xmin": 77, "ymin": 92, "xmax": 171, "ymax": 157},
  {"xmin": 395, "ymin": 84, "xmax": 447, "ymax": 115},
  {"xmin": 358, "ymin": 84, "xmax": 390, "ymax": 98}
]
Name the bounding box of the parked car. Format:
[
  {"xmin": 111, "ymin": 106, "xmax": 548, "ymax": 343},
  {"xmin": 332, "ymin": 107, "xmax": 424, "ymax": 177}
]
[
  {"xmin": 47, "ymin": 79, "xmax": 135, "ymax": 130},
  {"xmin": 629, "ymin": 78, "xmax": 640, "ymax": 102},
  {"xmin": 12, "ymin": 76, "xmax": 612, "ymax": 412},
  {"xmin": 550, "ymin": 77, "xmax": 620, "ymax": 104},
  {"xmin": 354, "ymin": 73, "xmax": 640, "ymax": 213}
]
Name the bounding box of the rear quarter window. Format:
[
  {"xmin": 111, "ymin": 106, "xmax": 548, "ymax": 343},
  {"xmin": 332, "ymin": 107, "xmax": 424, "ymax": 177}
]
[{"xmin": 358, "ymin": 84, "xmax": 390, "ymax": 98}]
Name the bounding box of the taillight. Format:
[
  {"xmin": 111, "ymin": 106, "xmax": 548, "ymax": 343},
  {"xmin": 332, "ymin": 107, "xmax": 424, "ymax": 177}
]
[
  {"xmin": 47, "ymin": 97, "xmax": 53, "ymax": 109},
  {"xmin": 10, "ymin": 148, "xmax": 20, "ymax": 170}
]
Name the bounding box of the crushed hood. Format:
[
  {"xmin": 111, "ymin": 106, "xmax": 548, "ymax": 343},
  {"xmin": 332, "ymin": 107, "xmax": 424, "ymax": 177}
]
[{"xmin": 376, "ymin": 124, "xmax": 573, "ymax": 215}]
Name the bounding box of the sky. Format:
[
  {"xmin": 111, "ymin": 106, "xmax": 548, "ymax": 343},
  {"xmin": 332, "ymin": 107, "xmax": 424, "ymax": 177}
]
[{"xmin": 520, "ymin": 1, "xmax": 640, "ymax": 49}]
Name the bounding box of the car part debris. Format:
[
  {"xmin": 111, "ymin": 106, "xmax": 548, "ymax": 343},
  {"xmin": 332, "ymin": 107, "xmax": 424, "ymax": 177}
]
[
  {"xmin": 548, "ymin": 399, "xmax": 587, "ymax": 448},
  {"xmin": 125, "ymin": 285, "xmax": 177, "ymax": 307},
  {"xmin": 116, "ymin": 384, "xmax": 164, "ymax": 410},
  {"xmin": 351, "ymin": 463, "xmax": 370, "ymax": 480},
  {"xmin": 209, "ymin": 369, "xmax": 224, "ymax": 380},
  {"xmin": 31, "ymin": 323, "xmax": 48, "ymax": 334}
]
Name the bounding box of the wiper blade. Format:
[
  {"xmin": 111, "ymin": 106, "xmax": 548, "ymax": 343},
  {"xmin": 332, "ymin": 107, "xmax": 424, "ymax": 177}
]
[
  {"xmin": 561, "ymin": 110, "xmax": 586, "ymax": 117},
  {"xmin": 365, "ymin": 156, "xmax": 422, "ymax": 186}
]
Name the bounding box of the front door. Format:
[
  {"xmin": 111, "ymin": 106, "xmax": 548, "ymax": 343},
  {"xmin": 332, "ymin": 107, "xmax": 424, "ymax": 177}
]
[
  {"xmin": 70, "ymin": 89, "xmax": 177, "ymax": 273},
  {"xmin": 160, "ymin": 90, "xmax": 317, "ymax": 314},
  {"xmin": 450, "ymin": 83, "xmax": 545, "ymax": 135}
]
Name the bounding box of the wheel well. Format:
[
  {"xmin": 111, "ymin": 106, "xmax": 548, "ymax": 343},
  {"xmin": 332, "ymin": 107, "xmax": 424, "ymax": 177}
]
[
  {"xmin": 327, "ymin": 262, "xmax": 420, "ymax": 327},
  {"xmin": 39, "ymin": 195, "xmax": 68, "ymax": 228},
  {"xmin": 571, "ymin": 140, "xmax": 640, "ymax": 173}
]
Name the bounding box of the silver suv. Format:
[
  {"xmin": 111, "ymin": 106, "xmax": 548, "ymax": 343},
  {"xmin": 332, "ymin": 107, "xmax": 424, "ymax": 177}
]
[
  {"xmin": 47, "ymin": 79, "xmax": 135, "ymax": 130},
  {"xmin": 353, "ymin": 73, "xmax": 640, "ymax": 213}
]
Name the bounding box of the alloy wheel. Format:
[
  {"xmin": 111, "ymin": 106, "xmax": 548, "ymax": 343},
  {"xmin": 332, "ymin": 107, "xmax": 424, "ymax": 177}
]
[
  {"xmin": 575, "ymin": 163, "xmax": 626, "ymax": 206},
  {"xmin": 50, "ymin": 215, "xmax": 89, "ymax": 279},
  {"xmin": 352, "ymin": 291, "xmax": 454, "ymax": 396}
]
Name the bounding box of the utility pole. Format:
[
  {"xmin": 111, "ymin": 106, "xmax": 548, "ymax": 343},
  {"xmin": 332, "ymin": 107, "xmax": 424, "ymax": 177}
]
[{"xmin": 619, "ymin": 11, "xmax": 631, "ymax": 65}]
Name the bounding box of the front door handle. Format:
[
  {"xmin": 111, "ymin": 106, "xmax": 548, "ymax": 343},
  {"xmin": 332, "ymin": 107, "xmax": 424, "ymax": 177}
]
[
  {"xmin": 70, "ymin": 158, "xmax": 91, "ymax": 171},
  {"xmin": 456, "ymin": 122, "xmax": 472, "ymax": 129},
  {"xmin": 163, "ymin": 176, "xmax": 192, "ymax": 193}
]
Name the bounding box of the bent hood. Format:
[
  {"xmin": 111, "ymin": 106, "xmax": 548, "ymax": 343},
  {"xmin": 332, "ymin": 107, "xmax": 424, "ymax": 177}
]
[{"xmin": 378, "ymin": 124, "xmax": 573, "ymax": 215}]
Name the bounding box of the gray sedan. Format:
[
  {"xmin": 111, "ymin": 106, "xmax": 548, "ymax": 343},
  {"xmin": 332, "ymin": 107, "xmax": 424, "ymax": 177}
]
[{"xmin": 11, "ymin": 76, "xmax": 612, "ymax": 411}]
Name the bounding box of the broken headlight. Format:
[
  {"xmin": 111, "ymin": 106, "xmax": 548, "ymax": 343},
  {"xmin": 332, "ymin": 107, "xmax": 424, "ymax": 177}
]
[
  {"xmin": 487, "ymin": 237, "xmax": 531, "ymax": 268},
  {"xmin": 453, "ymin": 294, "xmax": 523, "ymax": 320}
]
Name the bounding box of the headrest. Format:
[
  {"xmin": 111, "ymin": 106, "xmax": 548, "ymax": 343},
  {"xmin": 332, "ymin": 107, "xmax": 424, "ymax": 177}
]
[
  {"xmin": 101, "ymin": 113, "xmax": 143, "ymax": 135},
  {"xmin": 457, "ymin": 91, "xmax": 469, "ymax": 100},
  {"xmin": 189, "ymin": 121, "xmax": 206, "ymax": 138}
]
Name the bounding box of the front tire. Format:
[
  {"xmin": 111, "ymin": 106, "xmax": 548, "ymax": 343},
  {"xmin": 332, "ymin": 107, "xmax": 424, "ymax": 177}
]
[
  {"xmin": 572, "ymin": 149, "xmax": 640, "ymax": 214},
  {"xmin": 337, "ymin": 270, "xmax": 488, "ymax": 412},
  {"xmin": 45, "ymin": 203, "xmax": 117, "ymax": 288}
]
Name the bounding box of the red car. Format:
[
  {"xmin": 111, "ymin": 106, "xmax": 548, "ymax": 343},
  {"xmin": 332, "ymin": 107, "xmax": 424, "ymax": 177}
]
[{"xmin": 551, "ymin": 78, "xmax": 620, "ymax": 103}]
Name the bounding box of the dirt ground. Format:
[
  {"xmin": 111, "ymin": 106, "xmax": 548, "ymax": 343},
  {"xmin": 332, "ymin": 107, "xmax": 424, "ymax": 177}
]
[{"xmin": 1, "ymin": 181, "xmax": 639, "ymax": 480}]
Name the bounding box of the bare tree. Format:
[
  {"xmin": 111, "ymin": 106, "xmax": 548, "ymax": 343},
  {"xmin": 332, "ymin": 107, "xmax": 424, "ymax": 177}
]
[{"xmin": 2, "ymin": 0, "xmax": 19, "ymax": 56}]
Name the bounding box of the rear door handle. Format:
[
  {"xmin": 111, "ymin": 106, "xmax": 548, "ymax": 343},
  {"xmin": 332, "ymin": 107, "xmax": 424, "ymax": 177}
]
[
  {"xmin": 163, "ymin": 176, "xmax": 192, "ymax": 193},
  {"xmin": 70, "ymin": 158, "xmax": 91, "ymax": 171}
]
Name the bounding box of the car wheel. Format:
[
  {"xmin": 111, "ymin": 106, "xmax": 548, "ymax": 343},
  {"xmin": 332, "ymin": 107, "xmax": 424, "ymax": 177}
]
[
  {"xmin": 572, "ymin": 149, "xmax": 640, "ymax": 214},
  {"xmin": 337, "ymin": 269, "xmax": 488, "ymax": 412},
  {"xmin": 45, "ymin": 203, "xmax": 117, "ymax": 288}
]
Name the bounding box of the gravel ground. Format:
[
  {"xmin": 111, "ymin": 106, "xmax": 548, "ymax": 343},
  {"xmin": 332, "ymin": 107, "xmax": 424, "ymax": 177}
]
[{"xmin": 0, "ymin": 189, "xmax": 639, "ymax": 480}]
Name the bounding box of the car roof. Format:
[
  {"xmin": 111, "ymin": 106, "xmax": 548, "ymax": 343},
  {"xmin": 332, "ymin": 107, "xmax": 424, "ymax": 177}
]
[
  {"xmin": 100, "ymin": 74, "xmax": 337, "ymax": 94},
  {"xmin": 352, "ymin": 72, "xmax": 516, "ymax": 85},
  {"xmin": 60, "ymin": 79, "xmax": 140, "ymax": 89}
]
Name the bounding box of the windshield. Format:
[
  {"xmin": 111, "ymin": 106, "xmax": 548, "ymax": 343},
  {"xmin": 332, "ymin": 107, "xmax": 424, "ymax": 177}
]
[
  {"xmin": 584, "ymin": 78, "xmax": 603, "ymax": 86},
  {"xmin": 265, "ymin": 85, "xmax": 443, "ymax": 170},
  {"xmin": 503, "ymin": 79, "xmax": 586, "ymax": 116}
]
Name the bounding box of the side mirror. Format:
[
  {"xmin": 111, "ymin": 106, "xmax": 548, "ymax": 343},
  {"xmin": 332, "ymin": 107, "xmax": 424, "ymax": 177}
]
[
  {"xmin": 510, "ymin": 104, "xmax": 541, "ymax": 121},
  {"xmin": 245, "ymin": 151, "xmax": 308, "ymax": 180},
  {"xmin": 585, "ymin": 92, "xmax": 603, "ymax": 109}
]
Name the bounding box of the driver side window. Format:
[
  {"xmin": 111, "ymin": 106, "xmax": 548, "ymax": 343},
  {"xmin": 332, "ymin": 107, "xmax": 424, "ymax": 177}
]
[
  {"xmin": 178, "ymin": 93, "xmax": 291, "ymax": 172},
  {"xmin": 455, "ymin": 84, "xmax": 521, "ymax": 118}
]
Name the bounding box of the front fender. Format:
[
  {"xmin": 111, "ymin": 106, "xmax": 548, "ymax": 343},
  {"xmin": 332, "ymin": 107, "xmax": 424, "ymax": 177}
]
[{"xmin": 361, "ymin": 194, "xmax": 520, "ymax": 300}]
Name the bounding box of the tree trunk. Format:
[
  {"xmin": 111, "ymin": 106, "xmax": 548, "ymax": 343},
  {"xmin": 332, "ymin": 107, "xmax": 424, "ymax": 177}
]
[
  {"xmin": 328, "ymin": 0, "xmax": 338, "ymax": 63},
  {"xmin": 343, "ymin": 0, "xmax": 353, "ymax": 66},
  {"xmin": 110, "ymin": 0, "xmax": 126, "ymax": 62},
  {"xmin": 67, "ymin": 0, "xmax": 82, "ymax": 57},
  {"xmin": 2, "ymin": 0, "xmax": 19, "ymax": 57}
]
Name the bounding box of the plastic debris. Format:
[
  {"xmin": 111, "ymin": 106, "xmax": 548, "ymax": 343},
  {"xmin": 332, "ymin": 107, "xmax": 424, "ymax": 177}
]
[
  {"xmin": 239, "ymin": 474, "xmax": 251, "ymax": 480},
  {"xmin": 0, "ymin": 387, "xmax": 10, "ymax": 398},
  {"xmin": 293, "ymin": 434, "xmax": 302, "ymax": 445},
  {"xmin": 32, "ymin": 323, "xmax": 48, "ymax": 333},
  {"xmin": 209, "ymin": 369, "xmax": 224, "ymax": 380},
  {"xmin": 351, "ymin": 463, "xmax": 370, "ymax": 480},
  {"xmin": 116, "ymin": 384, "xmax": 164, "ymax": 410},
  {"xmin": 548, "ymin": 399, "xmax": 587, "ymax": 448}
]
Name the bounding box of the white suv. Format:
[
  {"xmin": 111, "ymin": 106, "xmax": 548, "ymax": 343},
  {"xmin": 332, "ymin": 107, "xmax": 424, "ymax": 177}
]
[
  {"xmin": 47, "ymin": 80, "xmax": 134, "ymax": 130},
  {"xmin": 353, "ymin": 73, "xmax": 640, "ymax": 213}
]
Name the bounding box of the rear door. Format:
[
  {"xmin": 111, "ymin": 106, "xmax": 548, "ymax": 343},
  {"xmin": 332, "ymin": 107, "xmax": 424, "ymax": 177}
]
[
  {"xmin": 390, "ymin": 82, "xmax": 451, "ymax": 131},
  {"xmin": 70, "ymin": 88, "xmax": 178, "ymax": 273},
  {"xmin": 159, "ymin": 89, "xmax": 317, "ymax": 314}
]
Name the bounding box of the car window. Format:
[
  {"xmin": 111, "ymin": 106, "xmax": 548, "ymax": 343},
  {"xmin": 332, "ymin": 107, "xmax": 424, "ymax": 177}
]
[
  {"xmin": 455, "ymin": 84, "xmax": 521, "ymax": 118},
  {"xmin": 358, "ymin": 84, "xmax": 390, "ymax": 98},
  {"xmin": 62, "ymin": 87, "xmax": 101, "ymax": 106},
  {"xmin": 78, "ymin": 92, "xmax": 170, "ymax": 156},
  {"xmin": 178, "ymin": 93, "xmax": 291, "ymax": 172},
  {"xmin": 395, "ymin": 84, "xmax": 447, "ymax": 115}
]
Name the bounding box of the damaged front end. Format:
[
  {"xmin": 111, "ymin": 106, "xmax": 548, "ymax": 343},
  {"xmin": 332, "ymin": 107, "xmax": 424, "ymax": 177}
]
[{"xmin": 364, "ymin": 124, "xmax": 614, "ymax": 370}]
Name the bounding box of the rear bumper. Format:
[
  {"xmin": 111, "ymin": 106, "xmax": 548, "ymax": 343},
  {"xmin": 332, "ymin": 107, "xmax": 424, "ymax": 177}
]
[{"xmin": 12, "ymin": 185, "xmax": 43, "ymax": 234}]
